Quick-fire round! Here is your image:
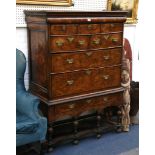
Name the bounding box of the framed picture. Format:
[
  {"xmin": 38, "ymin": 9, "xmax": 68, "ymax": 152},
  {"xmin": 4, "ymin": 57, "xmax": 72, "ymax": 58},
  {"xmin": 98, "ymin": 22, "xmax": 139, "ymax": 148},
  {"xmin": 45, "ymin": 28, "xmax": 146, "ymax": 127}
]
[
  {"xmin": 107, "ymin": 0, "xmax": 139, "ymax": 23},
  {"xmin": 16, "ymin": 0, "xmax": 73, "ymax": 6}
]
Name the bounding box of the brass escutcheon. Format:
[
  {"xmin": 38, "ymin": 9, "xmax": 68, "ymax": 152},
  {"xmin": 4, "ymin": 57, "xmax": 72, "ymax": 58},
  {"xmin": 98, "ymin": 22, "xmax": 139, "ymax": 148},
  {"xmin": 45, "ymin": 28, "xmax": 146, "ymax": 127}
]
[
  {"xmin": 103, "ymin": 75, "xmax": 109, "ymax": 80},
  {"xmin": 67, "ymin": 80, "xmax": 74, "ymax": 85},
  {"xmin": 104, "ymin": 55, "xmax": 110, "ymax": 60},
  {"xmin": 104, "ymin": 35, "xmax": 110, "ymax": 40},
  {"xmin": 86, "ymin": 99, "xmax": 92, "ymax": 103},
  {"xmin": 103, "ymin": 97, "xmax": 108, "ymax": 102},
  {"xmin": 69, "ymin": 104, "xmax": 75, "ymax": 109},
  {"xmin": 86, "ymin": 52, "xmax": 92, "ymax": 56},
  {"xmin": 66, "ymin": 58, "xmax": 74, "ymax": 64},
  {"xmin": 67, "ymin": 37, "xmax": 74, "ymax": 43},
  {"xmin": 85, "ymin": 70, "xmax": 92, "ymax": 75}
]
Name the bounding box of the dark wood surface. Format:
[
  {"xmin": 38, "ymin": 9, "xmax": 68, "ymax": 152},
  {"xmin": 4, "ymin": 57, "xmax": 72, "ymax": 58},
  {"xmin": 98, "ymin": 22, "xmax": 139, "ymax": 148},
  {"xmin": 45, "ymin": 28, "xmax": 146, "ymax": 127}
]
[{"xmin": 25, "ymin": 11, "xmax": 127, "ymax": 151}]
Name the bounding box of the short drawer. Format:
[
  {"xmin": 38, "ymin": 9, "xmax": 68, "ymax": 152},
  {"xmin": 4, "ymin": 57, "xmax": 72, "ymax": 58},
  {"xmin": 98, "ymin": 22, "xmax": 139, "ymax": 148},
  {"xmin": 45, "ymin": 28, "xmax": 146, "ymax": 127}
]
[
  {"xmin": 78, "ymin": 24, "xmax": 100, "ymax": 34},
  {"xmin": 50, "ymin": 66, "xmax": 121, "ymax": 99},
  {"xmin": 50, "ymin": 48, "xmax": 122, "ymax": 73},
  {"xmin": 101, "ymin": 23, "xmax": 123, "ymax": 33},
  {"xmin": 50, "ymin": 24, "xmax": 78, "ymax": 35}
]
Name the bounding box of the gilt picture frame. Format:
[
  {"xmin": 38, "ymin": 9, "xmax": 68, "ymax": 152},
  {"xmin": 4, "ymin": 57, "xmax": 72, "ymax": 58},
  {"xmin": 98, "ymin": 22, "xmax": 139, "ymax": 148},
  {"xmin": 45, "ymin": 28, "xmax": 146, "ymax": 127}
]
[
  {"xmin": 107, "ymin": 0, "xmax": 139, "ymax": 23},
  {"xmin": 16, "ymin": 0, "xmax": 73, "ymax": 6}
]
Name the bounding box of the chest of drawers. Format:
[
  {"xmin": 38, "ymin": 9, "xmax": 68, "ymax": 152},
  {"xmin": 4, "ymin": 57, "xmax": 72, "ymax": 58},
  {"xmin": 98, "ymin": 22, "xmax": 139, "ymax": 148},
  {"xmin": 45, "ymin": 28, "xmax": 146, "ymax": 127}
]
[{"xmin": 25, "ymin": 11, "xmax": 130, "ymax": 150}]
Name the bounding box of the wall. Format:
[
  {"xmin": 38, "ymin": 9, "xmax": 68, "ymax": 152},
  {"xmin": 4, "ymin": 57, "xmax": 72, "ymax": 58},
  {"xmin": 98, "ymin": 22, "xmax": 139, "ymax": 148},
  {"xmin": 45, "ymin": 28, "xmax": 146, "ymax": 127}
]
[{"xmin": 16, "ymin": 0, "xmax": 139, "ymax": 89}]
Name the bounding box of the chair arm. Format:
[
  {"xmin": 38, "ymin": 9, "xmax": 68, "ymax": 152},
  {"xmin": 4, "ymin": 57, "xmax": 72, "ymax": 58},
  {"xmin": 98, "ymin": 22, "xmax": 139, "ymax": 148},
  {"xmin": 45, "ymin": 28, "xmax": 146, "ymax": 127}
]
[{"xmin": 16, "ymin": 90, "xmax": 40, "ymax": 120}]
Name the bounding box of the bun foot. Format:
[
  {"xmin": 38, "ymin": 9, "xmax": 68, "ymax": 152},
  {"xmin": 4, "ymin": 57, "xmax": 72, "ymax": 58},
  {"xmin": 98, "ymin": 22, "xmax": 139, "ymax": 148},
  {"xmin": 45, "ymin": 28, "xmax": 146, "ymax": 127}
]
[{"xmin": 96, "ymin": 134, "xmax": 101, "ymax": 139}]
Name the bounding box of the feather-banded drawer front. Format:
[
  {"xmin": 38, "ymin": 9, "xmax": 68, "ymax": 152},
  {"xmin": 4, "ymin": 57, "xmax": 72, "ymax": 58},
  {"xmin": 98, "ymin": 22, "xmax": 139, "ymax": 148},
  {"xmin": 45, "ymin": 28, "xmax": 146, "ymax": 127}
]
[
  {"xmin": 49, "ymin": 33, "xmax": 122, "ymax": 52},
  {"xmin": 50, "ymin": 48, "xmax": 122, "ymax": 73},
  {"xmin": 49, "ymin": 92, "xmax": 123, "ymax": 121},
  {"xmin": 50, "ymin": 66, "xmax": 121, "ymax": 99}
]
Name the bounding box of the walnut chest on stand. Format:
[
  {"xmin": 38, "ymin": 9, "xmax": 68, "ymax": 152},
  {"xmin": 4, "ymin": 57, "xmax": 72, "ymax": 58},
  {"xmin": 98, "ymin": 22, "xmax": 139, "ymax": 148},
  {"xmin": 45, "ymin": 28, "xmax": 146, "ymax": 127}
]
[{"xmin": 25, "ymin": 11, "xmax": 130, "ymax": 151}]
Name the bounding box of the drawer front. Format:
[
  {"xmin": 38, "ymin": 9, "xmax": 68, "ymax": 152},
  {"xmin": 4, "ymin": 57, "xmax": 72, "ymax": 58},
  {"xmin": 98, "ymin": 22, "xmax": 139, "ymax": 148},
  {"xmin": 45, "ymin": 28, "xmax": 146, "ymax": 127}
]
[
  {"xmin": 50, "ymin": 24, "xmax": 78, "ymax": 35},
  {"xmin": 50, "ymin": 33, "xmax": 122, "ymax": 52},
  {"xmin": 101, "ymin": 23, "xmax": 123, "ymax": 33},
  {"xmin": 50, "ymin": 35, "xmax": 89, "ymax": 52},
  {"xmin": 78, "ymin": 24, "xmax": 100, "ymax": 34},
  {"xmin": 49, "ymin": 92, "xmax": 123, "ymax": 121},
  {"xmin": 50, "ymin": 48, "xmax": 122, "ymax": 73},
  {"xmin": 51, "ymin": 66, "xmax": 121, "ymax": 99},
  {"xmin": 89, "ymin": 33, "xmax": 122, "ymax": 49}
]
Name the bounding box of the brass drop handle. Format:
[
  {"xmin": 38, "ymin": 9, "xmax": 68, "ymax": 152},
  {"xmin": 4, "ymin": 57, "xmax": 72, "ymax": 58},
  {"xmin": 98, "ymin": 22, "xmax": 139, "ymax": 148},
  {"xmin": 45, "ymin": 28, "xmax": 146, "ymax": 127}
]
[
  {"xmin": 86, "ymin": 99, "xmax": 92, "ymax": 103},
  {"xmin": 67, "ymin": 37, "xmax": 74, "ymax": 42},
  {"xmin": 103, "ymin": 75, "xmax": 109, "ymax": 80},
  {"xmin": 111, "ymin": 38, "xmax": 118, "ymax": 42},
  {"xmin": 85, "ymin": 70, "xmax": 92, "ymax": 75},
  {"xmin": 104, "ymin": 55, "xmax": 110, "ymax": 60},
  {"xmin": 67, "ymin": 80, "xmax": 74, "ymax": 85},
  {"xmin": 78, "ymin": 40, "xmax": 85, "ymax": 45},
  {"xmin": 69, "ymin": 104, "xmax": 75, "ymax": 109},
  {"xmin": 56, "ymin": 40, "xmax": 64, "ymax": 47},
  {"xmin": 86, "ymin": 52, "xmax": 92, "ymax": 56},
  {"xmin": 103, "ymin": 97, "xmax": 108, "ymax": 102},
  {"xmin": 92, "ymin": 39, "xmax": 100, "ymax": 45},
  {"xmin": 66, "ymin": 58, "xmax": 74, "ymax": 64}
]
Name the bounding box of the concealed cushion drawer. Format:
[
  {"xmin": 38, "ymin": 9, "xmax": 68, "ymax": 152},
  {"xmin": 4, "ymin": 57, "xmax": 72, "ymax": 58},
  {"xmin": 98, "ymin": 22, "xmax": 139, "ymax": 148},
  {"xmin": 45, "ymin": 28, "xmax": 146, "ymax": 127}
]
[
  {"xmin": 48, "ymin": 92, "xmax": 123, "ymax": 121},
  {"xmin": 50, "ymin": 48, "xmax": 122, "ymax": 73},
  {"xmin": 50, "ymin": 66, "xmax": 121, "ymax": 99},
  {"xmin": 101, "ymin": 23, "xmax": 123, "ymax": 33},
  {"xmin": 50, "ymin": 24, "xmax": 78, "ymax": 35},
  {"xmin": 50, "ymin": 33, "xmax": 122, "ymax": 52}
]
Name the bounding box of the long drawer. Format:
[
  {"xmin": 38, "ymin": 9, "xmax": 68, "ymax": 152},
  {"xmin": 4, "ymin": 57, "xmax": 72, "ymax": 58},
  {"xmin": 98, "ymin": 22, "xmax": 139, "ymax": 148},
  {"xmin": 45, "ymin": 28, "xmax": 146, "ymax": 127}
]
[
  {"xmin": 50, "ymin": 66, "xmax": 121, "ymax": 99},
  {"xmin": 50, "ymin": 48, "xmax": 122, "ymax": 73},
  {"xmin": 48, "ymin": 92, "xmax": 123, "ymax": 121},
  {"xmin": 49, "ymin": 33, "xmax": 122, "ymax": 52}
]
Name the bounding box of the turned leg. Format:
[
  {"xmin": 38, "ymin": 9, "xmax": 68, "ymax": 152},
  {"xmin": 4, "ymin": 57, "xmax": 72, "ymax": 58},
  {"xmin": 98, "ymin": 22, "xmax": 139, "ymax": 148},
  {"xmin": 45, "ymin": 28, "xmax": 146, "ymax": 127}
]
[
  {"xmin": 48, "ymin": 123, "xmax": 54, "ymax": 152},
  {"xmin": 96, "ymin": 111, "xmax": 102, "ymax": 138},
  {"xmin": 73, "ymin": 117, "xmax": 79, "ymax": 145}
]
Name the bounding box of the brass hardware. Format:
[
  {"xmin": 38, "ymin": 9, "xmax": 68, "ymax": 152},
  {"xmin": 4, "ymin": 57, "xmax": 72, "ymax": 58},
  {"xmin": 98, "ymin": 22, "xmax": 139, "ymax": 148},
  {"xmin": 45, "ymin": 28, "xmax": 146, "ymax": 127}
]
[
  {"xmin": 66, "ymin": 58, "xmax": 74, "ymax": 64},
  {"xmin": 69, "ymin": 104, "xmax": 75, "ymax": 109},
  {"xmin": 78, "ymin": 40, "xmax": 85, "ymax": 45},
  {"xmin": 92, "ymin": 39, "xmax": 100, "ymax": 45},
  {"xmin": 104, "ymin": 35, "xmax": 110, "ymax": 40},
  {"xmin": 67, "ymin": 80, "xmax": 74, "ymax": 85},
  {"xmin": 111, "ymin": 38, "xmax": 118, "ymax": 42},
  {"xmin": 67, "ymin": 37, "xmax": 74, "ymax": 42},
  {"xmin": 103, "ymin": 97, "xmax": 108, "ymax": 102},
  {"xmin": 103, "ymin": 75, "xmax": 109, "ymax": 80},
  {"xmin": 86, "ymin": 52, "xmax": 92, "ymax": 56},
  {"xmin": 85, "ymin": 70, "xmax": 91, "ymax": 75},
  {"xmin": 56, "ymin": 40, "xmax": 64, "ymax": 47},
  {"xmin": 86, "ymin": 99, "xmax": 92, "ymax": 103},
  {"xmin": 104, "ymin": 55, "xmax": 110, "ymax": 60},
  {"xmin": 88, "ymin": 24, "xmax": 93, "ymax": 29}
]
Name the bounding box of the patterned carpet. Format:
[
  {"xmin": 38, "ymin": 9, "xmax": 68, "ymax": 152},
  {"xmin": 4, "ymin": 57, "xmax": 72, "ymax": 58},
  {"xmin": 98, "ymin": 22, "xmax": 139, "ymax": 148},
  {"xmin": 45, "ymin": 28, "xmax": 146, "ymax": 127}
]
[{"xmin": 45, "ymin": 125, "xmax": 139, "ymax": 155}]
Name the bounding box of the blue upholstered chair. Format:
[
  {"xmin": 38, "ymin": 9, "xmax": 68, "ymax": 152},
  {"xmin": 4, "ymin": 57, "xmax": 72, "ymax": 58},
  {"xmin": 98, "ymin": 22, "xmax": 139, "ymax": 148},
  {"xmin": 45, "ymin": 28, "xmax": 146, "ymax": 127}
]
[{"xmin": 16, "ymin": 49, "xmax": 47, "ymax": 150}]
